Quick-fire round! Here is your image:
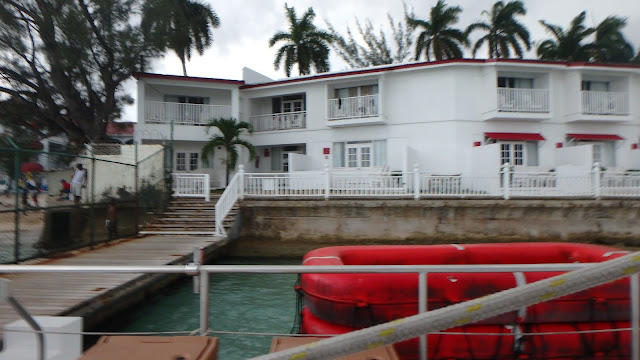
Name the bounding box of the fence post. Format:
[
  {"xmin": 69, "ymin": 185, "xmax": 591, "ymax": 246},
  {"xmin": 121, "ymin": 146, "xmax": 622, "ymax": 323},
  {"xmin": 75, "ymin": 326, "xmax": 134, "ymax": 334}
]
[
  {"xmin": 324, "ymin": 164, "xmax": 330, "ymax": 200},
  {"xmin": 134, "ymin": 142, "xmax": 140, "ymax": 234},
  {"xmin": 502, "ymin": 163, "xmax": 511, "ymax": 200},
  {"xmin": 238, "ymin": 165, "xmax": 245, "ymax": 200},
  {"xmin": 204, "ymin": 174, "xmax": 210, "ymax": 202},
  {"xmin": 13, "ymin": 147, "xmax": 20, "ymax": 264},
  {"xmin": 593, "ymin": 162, "xmax": 601, "ymax": 199},
  {"xmin": 413, "ymin": 163, "xmax": 420, "ymax": 200},
  {"xmin": 88, "ymin": 145, "xmax": 96, "ymax": 247}
]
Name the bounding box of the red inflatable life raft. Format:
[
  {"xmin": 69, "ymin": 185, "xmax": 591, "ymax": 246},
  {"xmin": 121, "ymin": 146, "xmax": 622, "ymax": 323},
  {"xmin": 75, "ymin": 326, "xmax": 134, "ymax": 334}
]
[{"xmin": 299, "ymin": 243, "xmax": 632, "ymax": 360}]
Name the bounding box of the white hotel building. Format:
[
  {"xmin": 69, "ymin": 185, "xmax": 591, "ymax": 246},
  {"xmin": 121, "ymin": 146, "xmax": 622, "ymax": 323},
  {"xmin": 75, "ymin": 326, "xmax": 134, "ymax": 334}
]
[{"xmin": 134, "ymin": 59, "xmax": 640, "ymax": 189}]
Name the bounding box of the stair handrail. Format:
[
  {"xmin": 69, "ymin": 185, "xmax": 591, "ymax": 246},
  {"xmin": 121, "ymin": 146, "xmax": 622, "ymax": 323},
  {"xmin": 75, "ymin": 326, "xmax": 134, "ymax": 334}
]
[{"xmin": 214, "ymin": 166, "xmax": 244, "ymax": 236}]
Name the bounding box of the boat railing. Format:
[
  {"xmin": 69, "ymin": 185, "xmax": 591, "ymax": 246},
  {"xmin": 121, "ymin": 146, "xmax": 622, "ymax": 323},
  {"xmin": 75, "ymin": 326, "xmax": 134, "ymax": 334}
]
[{"xmin": 2, "ymin": 254, "xmax": 640, "ymax": 360}]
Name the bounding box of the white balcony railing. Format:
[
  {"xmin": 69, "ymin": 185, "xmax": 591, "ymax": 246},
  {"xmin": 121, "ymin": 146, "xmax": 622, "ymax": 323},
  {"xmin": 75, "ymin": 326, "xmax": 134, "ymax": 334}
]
[
  {"xmin": 497, "ymin": 88, "xmax": 550, "ymax": 113},
  {"xmin": 328, "ymin": 94, "xmax": 379, "ymax": 120},
  {"xmin": 249, "ymin": 111, "xmax": 306, "ymax": 132},
  {"xmin": 145, "ymin": 101, "xmax": 232, "ymax": 125},
  {"xmin": 581, "ymin": 91, "xmax": 629, "ymax": 115}
]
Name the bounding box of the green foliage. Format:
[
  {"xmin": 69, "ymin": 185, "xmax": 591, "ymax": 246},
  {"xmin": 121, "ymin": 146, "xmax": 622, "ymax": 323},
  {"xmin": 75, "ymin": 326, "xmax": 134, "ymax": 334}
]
[
  {"xmin": 142, "ymin": 0, "xmax": 220, "ymax": 76},
  {"xmin": 537, "ymin": 11, "xmax": 595, "ymax": 61},
  {"xmin": 406, "ymin": 0, "xmax": 469, "ymax": 61},
  {"xmin": 0, "ymin": 0, "xmax": 165, "ymax": 145},
  {"xmin": 269, "ymin": 4, "xmax": 334, "ymax": 77},
  {"xmin": 326, "ymin": 10, "xmax": 414, "ymax": 68},
  {"xmin": 590, "ymin": 16, "xmax": 634, "ymax": 63},
  {"xmin": 201, "ymin": 118, "xmax": 256, "ymax": 186},
  {"xmin": 466, "ymin": 1, "xmax": 530, "ymax": 59}
]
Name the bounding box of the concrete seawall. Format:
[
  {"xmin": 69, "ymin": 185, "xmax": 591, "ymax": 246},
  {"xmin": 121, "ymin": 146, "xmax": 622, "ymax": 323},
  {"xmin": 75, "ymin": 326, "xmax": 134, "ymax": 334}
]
[{"xmin": 229, "ymin": 199, "xmax": 640, "ymax": 257}]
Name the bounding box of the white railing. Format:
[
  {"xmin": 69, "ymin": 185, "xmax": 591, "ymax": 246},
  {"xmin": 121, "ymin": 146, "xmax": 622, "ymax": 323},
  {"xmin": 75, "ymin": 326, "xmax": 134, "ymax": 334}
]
[
  {"xmin": 1, "ymin": 257, "xmax": 640, "ymax": 360},
  {"xmin": 497, "ymin": 88, "xmax": 550, "ymax": 113},
  {"xmin": 172, "ymin": 173, "xmax": 210, "ymax": 202},
  {"xmin": 214, "ymin": 168, "xmax": 243, "ymax": 236},
  {"xmin": 581, "ymin": 91, "xmax": 629, "ymax": 115},
  {"xmin": 145, "ymin": 101, "xmax": 232, "ymax": 125},
  {"xmin": 215, "ymin": 163, "xmax": 640, "ymax": 202},
  {"xmin": 249, "ymin": 111, "xmax": 306, "ymax": 132},
  {"xmin": 328, "ymin": 94, "xmax": 379, "ymax": 120}
]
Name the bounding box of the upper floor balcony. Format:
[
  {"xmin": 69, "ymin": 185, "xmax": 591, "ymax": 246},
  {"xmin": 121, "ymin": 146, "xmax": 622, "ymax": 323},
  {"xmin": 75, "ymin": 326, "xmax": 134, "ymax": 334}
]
[
  {"xmin": 581, "ymin": 91, "xmax": 629, "ymax": 116},
  {"xmin": 144, "ymin": 101, "xmax": 232, "ymax": 126},
  {"xmin": 249, "ymin": 111, "xmax": 307, "ymax": 132},
  {"xmin": 327, "ymin": 94, "xmax": 384, "ymax": 127},
  {"xmin": 497, "ymin": 88, "xmax": 550, "ymax": 113}
]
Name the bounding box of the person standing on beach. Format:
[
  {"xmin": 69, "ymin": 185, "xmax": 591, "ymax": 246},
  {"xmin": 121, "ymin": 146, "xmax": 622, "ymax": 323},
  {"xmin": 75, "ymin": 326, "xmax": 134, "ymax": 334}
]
[{"xmin": 71, "ymin": 163, "xmax": 87, "ymax": 205}]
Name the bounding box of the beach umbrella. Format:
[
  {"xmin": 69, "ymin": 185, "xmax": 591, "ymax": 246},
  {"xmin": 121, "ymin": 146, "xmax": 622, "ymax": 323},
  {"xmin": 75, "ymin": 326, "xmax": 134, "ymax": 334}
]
[{"xmin": 20, "ymin": 162, "xmax": 43, "ymax": 173}]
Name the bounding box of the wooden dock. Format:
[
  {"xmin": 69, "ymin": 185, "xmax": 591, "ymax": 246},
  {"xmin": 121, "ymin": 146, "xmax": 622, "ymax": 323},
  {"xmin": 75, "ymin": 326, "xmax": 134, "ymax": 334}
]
[{"xmin": 0, "ymin": 234, "xmax": 229, "ymax": 332}]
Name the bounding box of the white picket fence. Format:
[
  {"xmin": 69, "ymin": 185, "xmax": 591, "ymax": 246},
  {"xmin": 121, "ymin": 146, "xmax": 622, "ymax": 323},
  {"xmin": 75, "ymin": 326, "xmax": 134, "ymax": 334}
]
[
  {"xmin": 206, "ymin": 164, "xmax": 640, "ymax": 236},
  {"xmin": 171, "ymin": 173, "xmax": 210, "ymax": 202}
]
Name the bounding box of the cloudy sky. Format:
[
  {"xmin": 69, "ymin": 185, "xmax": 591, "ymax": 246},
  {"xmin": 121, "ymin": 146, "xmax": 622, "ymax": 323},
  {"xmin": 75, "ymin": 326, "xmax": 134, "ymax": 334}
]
[{"xmin": 121, "ymin": 0, "xmax": 640, "ymax": 121}]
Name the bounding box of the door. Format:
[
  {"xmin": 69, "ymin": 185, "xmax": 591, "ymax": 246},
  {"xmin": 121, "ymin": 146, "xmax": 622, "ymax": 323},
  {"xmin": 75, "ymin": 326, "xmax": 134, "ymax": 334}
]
[
  {"xmin": 500, "ymin": 143, "xmax": 525, "ymax": 166},
  {"xmin": 346, "ymin": 143, "xmax": 373, "ymax": 168}
]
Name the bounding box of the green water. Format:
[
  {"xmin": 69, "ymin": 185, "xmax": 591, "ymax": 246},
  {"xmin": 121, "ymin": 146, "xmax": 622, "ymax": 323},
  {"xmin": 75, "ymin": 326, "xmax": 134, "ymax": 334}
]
[{"xmin": 116, "ymin": 258, "xmax": 301, "ymax": 360}]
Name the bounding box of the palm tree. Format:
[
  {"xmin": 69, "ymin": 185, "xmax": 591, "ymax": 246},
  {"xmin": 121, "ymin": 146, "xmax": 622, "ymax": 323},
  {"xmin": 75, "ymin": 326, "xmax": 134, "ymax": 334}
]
[
  {"xmin": 142, "ymin": 0, "xmax": 220, "ymax": 76},
  {"xmin": 590, "ymin": 16, "xmax": 634, "ymax": 63},
  {"xmin": 466, "ymin": 1, "xmax": 530, "ymax": 59},
  {"xmin": 269, "ymin": 4, "xmax": 334, "ymax": 77},
  {"xmin": 406, "ymin": 0, "xmax": 469, "ymax": 61},
  {"xmin": 201, "ymin": 118, "xmax": 256, "ymax": 186},
  {"xmin": 537, "ymin": 11, "xmax": 595, "ymax": 62}
]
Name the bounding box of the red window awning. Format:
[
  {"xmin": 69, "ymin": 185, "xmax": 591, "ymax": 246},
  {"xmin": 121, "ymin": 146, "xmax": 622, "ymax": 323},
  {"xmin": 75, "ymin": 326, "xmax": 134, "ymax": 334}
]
[
  {"xmin": 567, "ymin": 133, "xmax": 624, "ymax": 141},
  {"xmin": 484, "ymin": 132, "xmax": 545, "ymax": 141}
]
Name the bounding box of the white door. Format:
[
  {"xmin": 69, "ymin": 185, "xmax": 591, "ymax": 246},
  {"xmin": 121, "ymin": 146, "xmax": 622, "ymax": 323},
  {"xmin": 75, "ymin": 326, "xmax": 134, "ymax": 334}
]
[
  {"xmin": 346, "ymin": 143, "xmax": 373, "ymax": 168},
  {"xmin": 500, "ymin": 143, "xmax": 525, "ymax": 166}
]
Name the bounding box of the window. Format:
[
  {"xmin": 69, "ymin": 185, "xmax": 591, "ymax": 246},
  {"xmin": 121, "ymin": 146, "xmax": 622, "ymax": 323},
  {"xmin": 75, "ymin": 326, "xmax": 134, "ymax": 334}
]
[
  {"xmin": 500, "ymin": 143, "xmax": 525, "ymax": 166},
  {"xmin": 189, "ymin": 153, "xmax": 199, "ymax": 171},
  {"xmin": 176, "ymin": 152, "xmax": 186, "ymax": 171},
  {"xmin": 581, "ymin": 81, "xmax": 610, "ymax": 92},
  {"xmin": 164, "ymin": 95, "xmax": 210, "ymax": 104},
  {"xmin": 333, "ymin": 140, "xmax": 386, "ymax": 168},
  {"xmin": 334, "ymin": 85, "xmax": 379, "ymax": 99},
  {"xmin": 497, "ymin": 77, "xmax": 534, "ymax": 89},
  {"xmin": 272, "ymin": 95, "xmax": 305, "ymax": 113},
  {"xmin": 576, "ymin": 141, "xmax": 616, "ymax": 167}
]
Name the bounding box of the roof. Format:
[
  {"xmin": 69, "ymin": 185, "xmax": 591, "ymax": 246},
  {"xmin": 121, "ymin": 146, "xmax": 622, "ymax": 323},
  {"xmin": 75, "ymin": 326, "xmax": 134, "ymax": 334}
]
[
  {"xmin": 133, "ymin": 72, "xmax": 244, "ymax": 85},
  {"xmin": 485, "ymin": 132, "xmax": 546, "ymax": 141},
  {"xmin": 567, "ymin": 133, "xmax": 624, "ymax": 141},
  {"xmin": 240, "ymin": 58, "xmax": 640, "ymax": 90},
  {"xmin": 106, "ymin": 122, "xmax": 135, "ymax": 136}
]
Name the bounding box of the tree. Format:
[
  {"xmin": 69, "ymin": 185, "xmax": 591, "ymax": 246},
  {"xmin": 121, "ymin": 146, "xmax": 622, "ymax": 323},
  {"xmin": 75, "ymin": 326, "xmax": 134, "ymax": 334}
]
[
  {"xmin": 537, "ymin": 11, "xmax": 595, "ymax": 61},
  {"xmin": 466, "ymin": 1, "xmax": 530, "ymax": 59},
  {"xmin": 0, "ymin": 0, "xmax": 165, "ymax": 145},
  {"xmin": 201, "ymin": 118, "xmax": 256, "ymax": 186},
  {"xmin": 326, "ymin": 12, "xmax": 414, "ymax": 68},
  {"xmin": 269, "ymin": 4, "xmax": 334, "ymax": 77},
  {"xmin": 142, "ymin": 0, "xmax": 219, "ymax": 76},
  {"xmin": 590, "ymin": 16, "xmax": 634, "ymax": 63},
  {"xmin": 405, "ymin": 0, "xmax": 469, "ymax": 61}
]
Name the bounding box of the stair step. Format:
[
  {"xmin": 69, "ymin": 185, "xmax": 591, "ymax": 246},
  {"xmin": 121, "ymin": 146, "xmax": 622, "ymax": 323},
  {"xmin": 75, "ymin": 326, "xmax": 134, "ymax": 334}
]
[{"xmin": 139, "ymin": 231, "xmax": 217, "ymax": 236}]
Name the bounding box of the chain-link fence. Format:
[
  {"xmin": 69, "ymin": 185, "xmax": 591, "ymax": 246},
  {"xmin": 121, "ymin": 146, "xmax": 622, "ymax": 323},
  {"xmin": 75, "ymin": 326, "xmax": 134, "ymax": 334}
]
[{"xmin": 0, "ymin": 142, "xmax": 170, "ymax": 264}]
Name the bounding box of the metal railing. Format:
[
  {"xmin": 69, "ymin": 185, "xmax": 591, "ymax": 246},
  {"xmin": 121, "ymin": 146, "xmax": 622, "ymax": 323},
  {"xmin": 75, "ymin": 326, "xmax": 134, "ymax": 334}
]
[
  {"xmin": 145, "ymin": 101, "xmax": 232, "ymax": 126},
  {"xmin": 172, "ymin": 173, "xmax": 210, "ymax": 202},
  {"xmin": 1, "ymin": 256, "xmax": 639, "ymax": 360},
  {"xmin": 328, "ymin": 94, "xmax": 379, "ymax": 120},
  {"xmin": 581, "ymin": 91, "xmax": 629, "ymax": 115},
  {"xmin": 497, "ymin": 88, "xmax": 550, "ymax": 113},
  {"xmin": 249, "ymin": 111, "xmax": 306, "ymax": 132}
]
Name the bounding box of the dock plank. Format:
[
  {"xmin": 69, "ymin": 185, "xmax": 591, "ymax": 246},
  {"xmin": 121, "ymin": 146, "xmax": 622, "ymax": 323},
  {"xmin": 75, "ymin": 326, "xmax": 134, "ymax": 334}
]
[{"xmin": 0, "ymin": 234, "xmax": 228, "ymax": 332}]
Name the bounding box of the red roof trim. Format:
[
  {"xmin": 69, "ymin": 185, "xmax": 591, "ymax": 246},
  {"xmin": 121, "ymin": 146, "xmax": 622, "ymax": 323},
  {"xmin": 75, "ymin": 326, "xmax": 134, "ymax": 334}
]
[
  {"xmin": 241, "ymin": 59, "xmax": 486, "ymax": 89},
  {"xmin": 485, "ymin": 132, "xmax": 546, "ymax": 141},
  {"xmin": 567, "ymin": 133, "xmax": 624, "ymax": 141},
  {"xmin": 133, "ymin": 72, "xmax": 244, "ymax": 85},
  {"xmin": 106, "ymin": 122, "xmax": 135, "ymax": 135}
]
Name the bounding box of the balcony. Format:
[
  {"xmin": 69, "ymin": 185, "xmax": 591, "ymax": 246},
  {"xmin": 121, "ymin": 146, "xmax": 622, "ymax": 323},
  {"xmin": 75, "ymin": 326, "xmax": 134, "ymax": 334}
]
[
  {"xmin": 581, "ymin": 91, "xmax": 629, "ymax": 115},
  {"xmin": 144, "ymin": 101, "xmax": 232, "ymax": 125},
  {"xmin": 249, "ymin": 111, "xmax": 306, "ymax": 132},
  {"xmin": 497, "ymin": 88, "xmax": 550, "ymax": 113},
  {"xmin": 327, "ymin": 94, "xmax": 383, "ymax": 127}
]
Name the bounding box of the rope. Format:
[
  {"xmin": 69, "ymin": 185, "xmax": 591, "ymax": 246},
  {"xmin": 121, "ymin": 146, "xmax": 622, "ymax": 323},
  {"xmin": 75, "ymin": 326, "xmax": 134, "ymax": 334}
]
[{"xmin": 248, "ymin": 251, "xmax": 640, "ymax": 360}]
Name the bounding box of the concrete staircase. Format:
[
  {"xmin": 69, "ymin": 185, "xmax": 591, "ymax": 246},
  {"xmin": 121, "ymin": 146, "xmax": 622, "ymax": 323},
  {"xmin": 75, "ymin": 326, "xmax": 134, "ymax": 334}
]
[{"xmin": 138, "ymin": 195, "xmax": 237, "ymax": 236}]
